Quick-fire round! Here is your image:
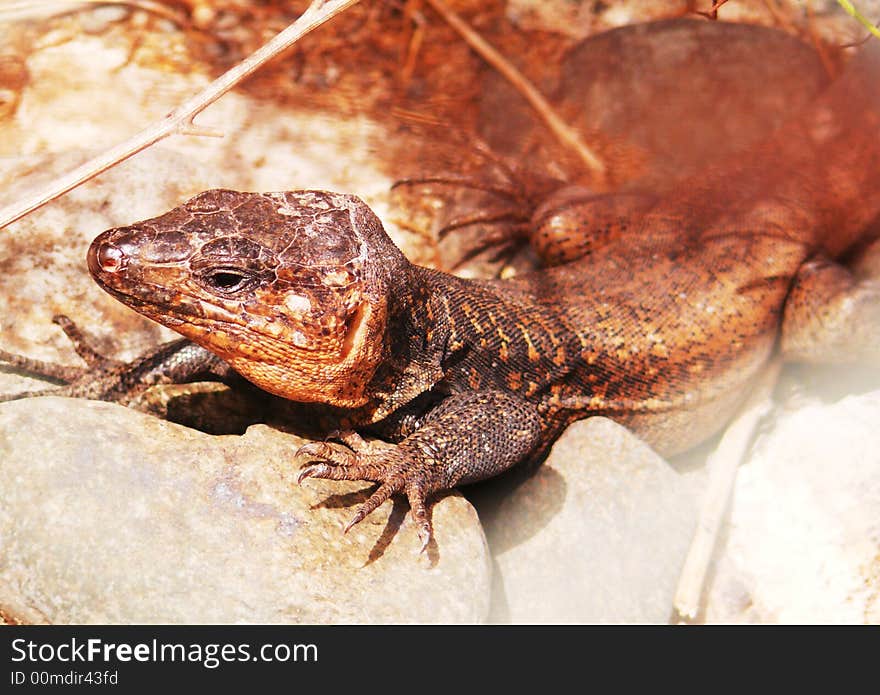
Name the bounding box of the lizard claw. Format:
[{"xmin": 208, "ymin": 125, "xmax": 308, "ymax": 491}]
[
  {"xmin": 296, "ymin": 462, "xmax": 330, "ymax": 485},
  {"xmin": 296, "ymin": 440, "xmax": 357, "ymax": 469},
  {"xmin": 295, "ymin": 438, "xmax": 435, "ymax": 548}
]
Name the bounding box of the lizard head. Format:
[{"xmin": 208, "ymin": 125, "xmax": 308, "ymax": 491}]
[{"xmin": 87, "ymin": 189, "xmax": 408, "ymax": 408}]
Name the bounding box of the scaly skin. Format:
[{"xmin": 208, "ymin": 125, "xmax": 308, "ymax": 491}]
[{"xmin": 4, "ymin": 28, "xmax": 880, "ymax": 548}]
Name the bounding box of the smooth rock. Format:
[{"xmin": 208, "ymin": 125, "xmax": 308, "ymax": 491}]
[
  {"xmin": 0, "ymin": 397, "xmax": 491, "ymax": 624},
  {"xmin": 476, "ymin": 416, "xmax": 699, "ymax": 623},
  {"xmin": 704, "ymin": 387, "xmax": 880, "ymax": 623}
]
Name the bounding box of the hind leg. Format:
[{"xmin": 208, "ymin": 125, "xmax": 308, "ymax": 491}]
[
  {"xmin": 781, "ymin": 242, "xmax": 880, "ymax": 365},
  {"xmin": 528, "ymin": 185, "xmax": 656, "ymax": 265}
]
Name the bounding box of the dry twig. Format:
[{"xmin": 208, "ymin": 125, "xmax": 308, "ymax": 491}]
[
  {"xmin": 672, "ymin": 358, "xmax": 782, "ymax": 622},
  {"xmin": 423, "ymin": 0, "xmax": 606, "ymax": 181},
  {"xmin": 0, "ymin": 0, "xmax": 361, "ymax": 231}
]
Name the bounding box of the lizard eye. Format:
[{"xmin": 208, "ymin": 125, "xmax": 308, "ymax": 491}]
[{"xmin": 199, "ymin": 268, "xmax": 258, "ymax": 295}]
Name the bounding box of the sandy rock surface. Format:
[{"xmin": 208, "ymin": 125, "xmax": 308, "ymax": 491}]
[
  {"xmin": 476, "ymin": 417, "xmax": 700, "ymax": 623},
  {"xmin": 704, "ymin": 386, "xmax": 880, "ymax": 623},
  {"xmin": 0, "ymin": 397, "xmax": 490, "ymax": 623}
]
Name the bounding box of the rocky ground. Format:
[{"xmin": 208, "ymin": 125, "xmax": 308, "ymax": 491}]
[{"xmin": 1, "ymin": 0, "xmax": 878, "ymax": 623}]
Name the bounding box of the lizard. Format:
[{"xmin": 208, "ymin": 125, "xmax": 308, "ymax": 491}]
[{"xmin": 2, "ymin": 27, "xmax": 880, "ymax": 551}]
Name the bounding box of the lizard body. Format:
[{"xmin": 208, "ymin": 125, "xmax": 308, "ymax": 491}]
[{"xmin": 5, "ymin": 25, "xmax": 880, "ymax": 546}]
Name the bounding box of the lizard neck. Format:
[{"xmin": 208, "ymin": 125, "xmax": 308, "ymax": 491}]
[{"xmin": 353, "ymin": 264, "xmax": 455, "ymax": 424}]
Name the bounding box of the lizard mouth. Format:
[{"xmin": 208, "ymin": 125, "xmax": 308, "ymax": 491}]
[
  {"xmin": 87, "ymin": 237, "xmax": 205, "ymax": 329},
  {"xmin": 88, "ymin": 235, "xmax": 377, "ymax": 360}
]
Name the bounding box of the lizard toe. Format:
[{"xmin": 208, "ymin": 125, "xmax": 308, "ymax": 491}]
[
  {"xmin": 342, "ymin": 473, "xmax": 434, "ymax": 550},
  {"xmin": 405, "ymin": 481, "xmax": 433, "ymax": 553},
  {"xmin": 324, "ymin": 429, "xmax": 371, "ymax": 451},
  {"xmin": 296, "ymin": 440, "xmax": 397, "ymax": 486},
  {"xmin": 295, "ymin": 440, "xmax": 359, "ymax": 468},
  {"xmin": 297, "ymin": 461, "xmax": 383, "ymax": 484},
  {"xmin": 343, "ymin": 479, "xmax": 401, "ymax": 533}
]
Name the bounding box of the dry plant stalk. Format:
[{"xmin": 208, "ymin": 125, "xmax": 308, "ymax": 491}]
[
  {"xmin": 837, "ymin": 0, "xmax": 880, "ymax": 40},
  {"xmin": 424, "ymin": 0, "xmax": 606, "ymax": 181},
  {"xmin": 0, "ymin": 0, "xmax": 362, "ymax": 231},
  {"xmin": 672, "ymin": 357, "xmax": 782, "ymax": 622}
]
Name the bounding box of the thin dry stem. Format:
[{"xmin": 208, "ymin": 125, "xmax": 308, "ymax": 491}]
[
  {"xmin": 693, "ymin": 0, "xmax": 730, "ymax": 20},
  {"xmin": 0, "ymin": 0, "xmax": 361, "ymax": 231},
  {"xmin": 671, "ymin": 357, "xmax": 782, "ymax": 623},
  {"xmin": 423, "ymin": 0, "xmax": 606, "ymax": 181}
]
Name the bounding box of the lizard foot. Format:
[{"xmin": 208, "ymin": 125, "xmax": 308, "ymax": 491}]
[
  {"xmin": 2, "ymin": 315, "xmax": 231, "ymax": 404},
  {"xmin": 296, "ymin": 438, "xmax": 437, "ymax": 552},
  {"xmin": 297, "ymin": 392, "xmax": 543, "ymax": 550}
]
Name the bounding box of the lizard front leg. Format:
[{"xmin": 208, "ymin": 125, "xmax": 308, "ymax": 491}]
[
  {"xmin": 1, "ymin": 314, "xmax": 234, "ymax": 404},
  {"xmin": 296, "ymin": 390, "xmax": 543, "ymax": 550}
]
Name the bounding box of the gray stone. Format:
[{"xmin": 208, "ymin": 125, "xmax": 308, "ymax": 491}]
[
  {"xmin": 478, "ymin": 416, "xmax": 699, "ymax": 623},
  {"xmin": 0, "ymin": 397, "xmax": 490, "ymax": 624},
  {"xmin": 704, "ymin": 386, "xmax": 880, "ymax": 623}
]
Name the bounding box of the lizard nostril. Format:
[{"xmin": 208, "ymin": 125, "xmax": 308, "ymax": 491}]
[{"xmin": 95, "ymin": 242, "xmax": 127, "ymax": 273}]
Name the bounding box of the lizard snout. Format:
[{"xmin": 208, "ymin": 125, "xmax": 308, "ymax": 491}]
[
  {"xmin": 87, "ymin": 229, "xmax": 132, "ymax": 283},
  {"xmin": 90, "ymin": 240, "xmax": 127, "ymax": 274}
]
